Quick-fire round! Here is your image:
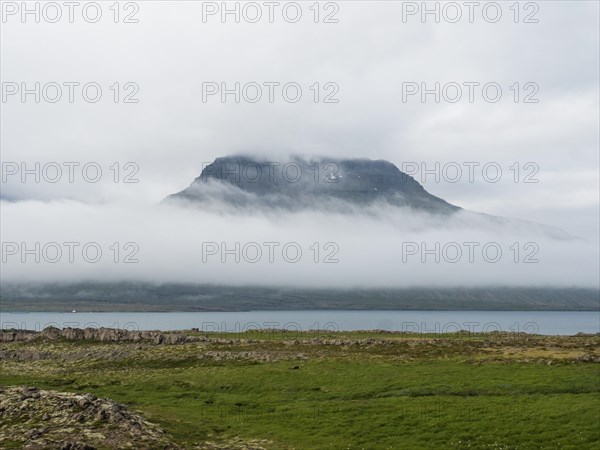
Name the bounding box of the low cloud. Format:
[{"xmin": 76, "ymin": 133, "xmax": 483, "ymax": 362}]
[{"xmin": 1, "ymin": 197, "xmax": 597, "ymax": 288}]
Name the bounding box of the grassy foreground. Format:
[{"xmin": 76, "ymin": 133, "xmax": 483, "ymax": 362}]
[{"xmin": 1, "ymin": 330, "xmax": 599, "ymax": 449}]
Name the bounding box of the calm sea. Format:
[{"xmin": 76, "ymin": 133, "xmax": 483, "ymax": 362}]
[{"xmin": 1, "ymin": 310, "xmax": 599, "ymax": 335}]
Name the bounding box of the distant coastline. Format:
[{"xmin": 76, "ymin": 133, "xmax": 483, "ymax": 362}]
[{"xmin": 1, "ymin": 283, "xmax": 598, "ymax": 312}]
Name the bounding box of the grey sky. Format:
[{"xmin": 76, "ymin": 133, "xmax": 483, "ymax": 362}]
[{"xmin": 1, "ymin": 1, "xmax": 598, "ymax": 287}]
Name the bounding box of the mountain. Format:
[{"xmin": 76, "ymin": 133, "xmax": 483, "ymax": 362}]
[{"xmin": 165, "ymin": 156, "xmax": 459, "ymax": 213}]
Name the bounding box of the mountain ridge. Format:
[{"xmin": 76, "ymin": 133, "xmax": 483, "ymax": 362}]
[{"xmin": 165, "ymin": 155, "xmax": 460, "ymax": 213}]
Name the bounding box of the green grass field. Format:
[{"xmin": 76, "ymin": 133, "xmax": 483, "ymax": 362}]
[{"xmin": 1, "ymin": 331, "xmax": 599, "ymax": 449}]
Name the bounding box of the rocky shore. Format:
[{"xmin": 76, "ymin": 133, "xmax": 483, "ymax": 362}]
[{"xmin": 1, "ymin": 327, "xmax": 192, "ymax": 345}]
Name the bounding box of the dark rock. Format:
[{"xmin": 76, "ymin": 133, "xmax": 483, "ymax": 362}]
[
  {"xmin": 165, "ymin": 156, "xmax": 459, "ymax": 214},
  {"xmin": 41, "ymin": 326, "xmax": 61, "ymax": 340}
]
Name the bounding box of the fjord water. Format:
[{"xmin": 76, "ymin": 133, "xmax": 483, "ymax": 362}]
[{"xmin": 1, "ymin": 310, "xmax": 599, "ymax": 335}]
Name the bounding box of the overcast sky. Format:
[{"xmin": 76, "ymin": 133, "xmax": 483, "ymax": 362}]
[{"xmin": 1, "ymin": 1, "xmax": 598, "ymax": 287}]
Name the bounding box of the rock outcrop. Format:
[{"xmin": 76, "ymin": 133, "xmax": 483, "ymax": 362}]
[
  {"xmin": 1, "ymin": 327, "xmax": 192, "ymax": 344},
  {"xmin": 0, "ymin": 386, "xmax": 179, "ymax": 449}
]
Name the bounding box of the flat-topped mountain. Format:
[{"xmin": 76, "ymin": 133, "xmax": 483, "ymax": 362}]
[{"xmin": 165, "ymin": 156, "xmax": 459, "ymax": 213}]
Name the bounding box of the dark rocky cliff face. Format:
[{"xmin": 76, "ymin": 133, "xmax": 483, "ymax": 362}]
[{"xmin": 165, "ymin": 156, "xmax": 459, "ymax": 213}]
